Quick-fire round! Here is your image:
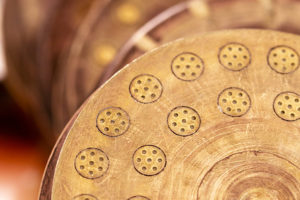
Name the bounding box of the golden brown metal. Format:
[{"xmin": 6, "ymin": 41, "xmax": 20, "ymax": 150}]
[{"xmin": 40, "ymin": 29, "xmax": 300, "ymax": 199}]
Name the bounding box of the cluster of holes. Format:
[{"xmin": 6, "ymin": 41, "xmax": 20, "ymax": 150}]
[
  {"xmin": 218, "ymin": 88, "xmax": 251, "ymax": 117},
  {"xmin": 97, "ymin": 107, "xmax": 130, "ymax": 137},
  {"xmin": 219, "ymin": 43, "xmax": 251, "ymax": 71},
  {"xmin": 75, "ymin": 148, "xmax": 109, "ymax": 179},
  {"xmin": 171, "ymin": 52, "xmax": 204, "ymax": 81},
  {"xmin": 133, "ymin": 145, "xmax": 166, "ymax": 176},
  {"xmin": 129, "ymin": 74, "xmax": 163, "ymax": 103},
  {"xmin": 274, "ymin": 92, "xmax": 300, "ymax": 121},
  {"xmin": 268, "ymin": 46, "xmax": 299, "ymax": 74},
  {"xmin": 167, "ymin": 106, "xmax": 200, "ymax": 136}
]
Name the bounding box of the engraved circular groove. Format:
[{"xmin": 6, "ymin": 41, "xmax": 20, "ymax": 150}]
[
  {"xmin": 171, "ymin": 52, "xmax": 204, "ymax": 81},
  {"xmin": 129, "ymin": 74, "xmax": 163, "ymax": 104},
  {"xmin": 273, "ymin": 92, "xmax": 300, "ymax": 121},
  {"xmin": 75, "ymin": 148, "xmax": 109, "ymax": 179},
  {"xmin": 218, "ymin": 87, "xmax": 251, "ymax": 117},
  {"xmin": 96, "ymin": 107, "xmax": 130, "ymax": 137},
  {"xmin": 167, "ymin": 106, "xmax": 201, "ymax": 136},
  {"xmin": 219, "ymin": 43, "xmax": 251, "ymax": 71},
  {"xmin": 73, "ymin": 194, "xmax": 98, "ymax": 200},
  {"xmin": 267, "ymin": 46, "xmax": 300, "ymax": 74},
  {"xmin": 127, "ymin": 195, "xmax": 150, "ymax": 200},
  {"xmin": 133, "ymin": 145, "xmax": 166, "ymax": 176}
]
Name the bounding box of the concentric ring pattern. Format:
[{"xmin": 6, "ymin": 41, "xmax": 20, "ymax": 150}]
[{"xmin": 51, "ymin": 30, "xmax": 300, "ymax": 200}]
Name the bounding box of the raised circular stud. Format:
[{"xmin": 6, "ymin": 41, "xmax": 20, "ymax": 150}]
[
  {"xmin": 75, "ymin": 148, "xmax": 109, "ymax": 179},
  {"xmin": 273, "ymin": 92, "xmax": 300, "ymax": 121},
  {"xmin": 167, "ymin": 106, "xmax": 201, "ymax": 136},
  {"xmin": 171, "ymin": 52, "xmax": 204, "ymax": 81},
  {"xmin": 218, "ymin": 87, "xmax": 251, "ymax": 117},
  {"xmin": 129, "ymin": 74, "xmax": 163, "ymax": 104},
  {"xmin": 267, "ymin": 45, "xmax": 299, "ymax": 74},
  {"xmin": 133, "ymin": 145, "xmax": 166, "ymax": 176},
  {"xmin": 127, "ymin": 196, "xmax": 150, "ymax": 200},
  {"xmin": 73, "ymin": 194, "xmax": 98, "ymax": 200},
  {"xmin": 218, "ymin": 43, "xmax": 251, "ymax": 71},
  {"xmin": 96, "ymin": 107, "xmax": 130, "ymax": 137}
]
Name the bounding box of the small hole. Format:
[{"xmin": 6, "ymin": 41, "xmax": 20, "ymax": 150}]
[
  {"xmin": 238, "ymin": 47, "xmax": 243, "ymax": 51},
  {"xmin": 233, "ymin": 55, "xmax": 237, "ymax": 59},
  {"xmin": 100, "ymin": 119, "xmax": 105, "ymax": 123},
  {"xmin": 158, "ymin": 158, "xmax": 162, "ymax": 162},
  {"xmin": 144, "ymin": 87, "xmax": 149, "ymax": 91},
  {"xmin": 89, "ymin": 161, "xmax": 94, "ymax": 165},
  {"xmin": 295, "ymin": 99, "xmax": 299, "ymax": 103},
  {"xmin": 228, "ymin": 47, "xmax": 232, "ymax": 51},
  {"xmin": 281, "ymin": 110, "xmax": 285, "ymax": 114},
  {"xmin": 152, "ymin": 150, "xmax": 157, "ymax": 154},
  {"xmin": 151, "ymin": 94, "xmax": 156, "ymax": 98},
  {"xmin": 243, "ymin": 56, "xmax": 247, "ymax": 59},
  {"xmin": 191, "ymin": 57, "xmax": 195, "ymax": 61},
  {"xmin": 121, "ymin": 121, "xmax": 126, "ymax": 125},
  {"xmin": 153, "ymin": 167, "xmax": 157, "ymax": 171},
  {"xmin": 298, "ymin": 107, "xmax": 300, "ymax": 112},
  {"xmin": 282, "ymin": 58, "xmax": 286, "ymax": 62},
  {"xmin": 80, "ymin": 165, "xmax": 84, "ymax": 169},
  {"xmin": 180, "ymin": 128, "xmax": 185, "ymax": 132},
  {"xmin": 104, "ymin": 127, "xmax": 109, "ymax": 131},
  {"xmin": 172, "ymin": 122, "xmax": 177, "ymax": 126},
  {"xmin": 288, "ymin": 105, "xmax": 292, "ymax": 109},
  {"xmin": 196, "ymin": 65, "xmax": 201, "ymax": 68},
  {"xmin": 176, "ymin": 65, "xmax": 180, "ymax": 69},
  {"xmin": 243, "ymin": 101, "xmax": 247, "ymax": 106},
  {"xmin": 190, "ymin": 125, "xmax": 194, "ymax": 129},
  {"xmin": 232, "ymin": 100, "xmax": 237, "ymax": 104},
  {"xmin": 192, "ymin": 116, "xmax": 196, "ymax": 120},
  {"xmin": 137, "ymin": 158, "xmax": 141, "ymax": 162},
  {"xmin": 180, "ymin": 57, "xmax": 185, "ymax": 61},
  {"xmin": 282, "ymin": 49, "xmax": 286, "ymax": 53},
  {"xmin": 186, "ymin": 65, "xmax": 190, "ymax": 69},
  {"xmin": 291, "ymin": 113, "xmax": 295, "ymax": 118},
  {"xmin": 117, "ymin": 112, "xmax": 122, "ymax": 116},
  {"xmin": 89, "ymin": 171, "xmax": 93, "ymax": 175},
  {"xmin": 110, "ymin": 120, "xmax": 115, "ymax": 124},
  {"xmin": 222, "ymin": 99, "xmax": 227, "ymax": 103},
  {"xmin": 106, "ymin": 112, "xmax": 111, "ymax": 116},
  {"xmin": 274, "ymin": 62, "xmax": 278, "ymax": 66},
  {"xmin": 98, "ymin": 167, "xmax": 103, "ymax": 171},
  {"xmin": 174, "ymin": 113, "xmax": 178, "ymax": 117},
  {"xmin": 183, "ymin": 110, "xmax": 188, "ymax": 114},
  {"xmin": 191, "ymin": 72, "xmax": 196, "ymax": 76},
  {"xmin": 90, "ymin": 152, "xmax": 95, "ymax": 156},
  {"xmin": 223, "ymin": 54, "xmax": 227, "ymax": 58},
  {"xmin": 273, "ymin": 53, "xmax": 277, "ymax": 57},
  {"xmin": 278, "ymin": 101, "xmax": 282, "ymax": 106},
  {"xmin": 81, "ymin": 156, "xmax": 85, "ymax": 160},
  {"xmin": 137, "ymin": 80, "xmax": 142, "ymax": 84},
  {"xmin": 239, "ymin": 93, "xmax": 243, "ymax": 97},
  {"xmin": 147, "ymin": 158, "xmax": 152, "ymax": 162},
  {"xmin": 181, "ymin": 72, "xmax": 185, "ymax": 76},
  {"xmin": 227, "ymin": 107, "xmax": 231, "ymax": 111},
  {"xmin": 291, "ymin": 63, "xmax": 295, "ymax": 66},
  {"xmin": 291, "ymin": 54, "xmax": 295, "ymax": 57},
  {"xmin": 285, "ymin": 96, "xmax": 289, "ymax": 100},
  {"xmin": 141, "ymin": 95, "xmax": 145, "ymax": 99},
  {"xmin": 142, "ymin": 166, "xmax": 147, "ymax": 171},
  {"xmin": 115, "ymin": 128, "xmax": 119, "ymax": 133},
  {"xmin": 228, "ymin": 92, "xmax": 232, "ymax": 96},
  {"xmin": 182, "ymin": 119, "xmax": 187, "ymax": 123},
  {"xmin": 99, "ymin": 157, "xmax": 104, "ymax": 161},
  {"xmin": 142, "ymin": 150, "xmax": 147, "ymax": 154},
  {"xmin": 134, "ymin": 89, "xmax": 138, "ymax": 93},
  {"xmin": 147, "ymin": 78, "xmax": 152, "ymax": 82},
  {"xmin": 154, "ymin": 85, "xmax": 159, "ymax": 89},
  {"xmin": 228, "ymin": 62, "xmax": 232, "ymax": 66},
  {"xmin": 237, "ymin": 108, "xmax": 241, "ymax": 112}
]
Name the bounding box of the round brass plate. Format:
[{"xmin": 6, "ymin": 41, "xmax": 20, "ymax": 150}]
[{"xmin": 41, "ymin": 29, "xmax": 300, "ymax": 199}]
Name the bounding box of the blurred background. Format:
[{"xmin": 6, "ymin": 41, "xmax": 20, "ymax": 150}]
[{"xmin": 2, "ymin": 0, "xmax": 300, "ymax": 199}]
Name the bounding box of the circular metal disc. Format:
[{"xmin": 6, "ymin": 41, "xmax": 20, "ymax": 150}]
[{"xmin": 41, "ymin": 29, "xmax": 300, "ymax": 199}]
